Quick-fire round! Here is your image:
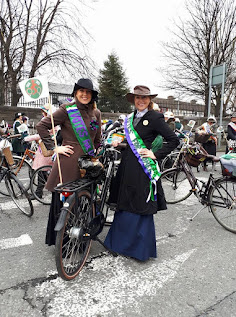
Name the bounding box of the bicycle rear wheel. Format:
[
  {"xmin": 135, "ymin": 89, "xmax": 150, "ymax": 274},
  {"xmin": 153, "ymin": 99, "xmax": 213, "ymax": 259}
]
[
  {"xmin": 55, "ymin": 190, "xmax": 95, "ymax": 280},
  {"xmin": 30, "ymin": 165, "xmax": 52, "ymax": 205},
  {"xmin": 209, "ymin": 178, "xmax": 236, "ymax": 233},
  {"xmin": 161, "ymin": 168, "xmax": 193, "ymax": 204},
  {"xmin": 5, "ymin": 172, "xmax": 34, "ymax": 217}
]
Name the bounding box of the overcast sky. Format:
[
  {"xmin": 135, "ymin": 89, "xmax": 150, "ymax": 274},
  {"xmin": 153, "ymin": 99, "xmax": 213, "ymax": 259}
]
[{"xmin": 84, "ymin": 0, "xmax": 188, "ymax": 99}]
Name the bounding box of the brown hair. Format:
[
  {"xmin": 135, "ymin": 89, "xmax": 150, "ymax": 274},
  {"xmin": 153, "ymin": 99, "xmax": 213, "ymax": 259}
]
[{"xmin": 148, "ymin": 101, "xmax": 154, "ymax": 110}]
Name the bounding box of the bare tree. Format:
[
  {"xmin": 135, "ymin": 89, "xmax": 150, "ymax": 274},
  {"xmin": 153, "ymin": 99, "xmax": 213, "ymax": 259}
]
[
  {"xmin": 160, "ymin": 0, "xmax": 236, "ymax": 116},
  {"xmin": 0, "ymin": 0, "xmax": 96, "ymax": 107}
]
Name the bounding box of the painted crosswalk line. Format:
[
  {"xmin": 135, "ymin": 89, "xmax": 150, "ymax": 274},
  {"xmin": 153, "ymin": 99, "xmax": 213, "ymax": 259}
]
[
  {"xmin": 36, "ymin": 249, "xmax": 196, "ymax": 316},
  {"xmin": 0, "ymin": 234, "xmax": 33, "ymax": 250}
]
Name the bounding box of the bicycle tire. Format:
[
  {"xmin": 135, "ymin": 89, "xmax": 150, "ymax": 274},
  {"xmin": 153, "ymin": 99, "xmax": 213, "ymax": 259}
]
[
  {"xmin": 5, "ymin": 172, "xmax": 34, "ymax": 217},
  {"xmin": 12, "ymin": 155, "xmax": 32, "ymax": 190},
  {"xmin": 160, "ymin": 168, "xmax": 193, "ymax": 204},
  {"xmin": 209, "ymin": 177, "xmax": 236, "ymax": 233},
  {"xmin": 55, "ymin": 190, "xmax": 95, "ymax": 280},
  {"xmin": 161, "ymin": 152, "xmax": 179, "ymax": 172},
  {"xmin": 30, "ymin": 165, "xmax": 52, "ymax": 205}
]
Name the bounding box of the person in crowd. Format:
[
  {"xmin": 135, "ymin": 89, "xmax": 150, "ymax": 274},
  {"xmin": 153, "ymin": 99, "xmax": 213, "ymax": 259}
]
[
  {"xmin": 12, "ymin": 112, "xmax": 25, "ymax": 156},
  {"xmin": 175, "ymin": 118, "xmax": 183, "ymax": 132},
  {"xmin": 164, "ymin": 111, "xmax": 175, "ymax": 131},
  {"xmin": 153, "ymin": 103, "xmax": 160, "ymax": 112},
  {"xmin": 105, "ymin": 119, "xmax": 113, "ymax": 131},
  {"xmin": 226, "ymin": 113, "xmax": 236, "ymax": 153},
  {"xmin": 36, "ymin": 78, "xmax": 102, "ymax": 246},
  {"xmin": 19, "ymin": 116, "xmax": 31, "ymax": 150},
  {"xmin": 104, "ymin": 114, "xmax": 126, "ymax": 134},
  {"xmin": 101, "ymin": 119, "xmax": 108, "ymax": 133},
  {"xmin": 104, "ymin": 85, "xmax": 179, "ymax": 261},
  {"xmin": 196, "ymin": 115, "xmax": 217, "ymax": 171},
  {"xmin": 0, "ymin": 120, "xmax": 10, "ymax": 135},
  {"xmin": 25, "ymin": 106, "xmax": 56, "ymax": 200}
]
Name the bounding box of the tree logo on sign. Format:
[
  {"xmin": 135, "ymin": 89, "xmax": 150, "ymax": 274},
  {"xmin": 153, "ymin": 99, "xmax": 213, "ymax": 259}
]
[{"xmin": 25, "ymin": 79, "xmax": 43, "ymax": 99}]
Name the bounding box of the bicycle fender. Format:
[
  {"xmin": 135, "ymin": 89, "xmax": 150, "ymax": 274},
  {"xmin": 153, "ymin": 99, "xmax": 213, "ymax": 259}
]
[{"xmin": 54, "ymin": 208, "xmax": 68, "ymax": 231}]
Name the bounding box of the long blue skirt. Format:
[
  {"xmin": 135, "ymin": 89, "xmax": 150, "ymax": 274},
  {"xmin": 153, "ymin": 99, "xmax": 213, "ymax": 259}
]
[{"xmin": 104, "ymin": 210, "xmax": 157, "ymax": 261}]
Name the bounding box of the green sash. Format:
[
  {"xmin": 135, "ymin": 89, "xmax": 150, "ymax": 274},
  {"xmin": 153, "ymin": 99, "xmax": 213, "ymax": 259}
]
[
  {"xmin": 66, "ymin": 104, "xmax": 95, "ymax": 156},
  {"xmin": 124, "ymin": 113, "xmax": 161, "ymax": 201}
]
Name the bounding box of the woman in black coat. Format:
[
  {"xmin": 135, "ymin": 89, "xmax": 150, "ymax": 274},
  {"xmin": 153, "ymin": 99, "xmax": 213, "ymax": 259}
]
[
  {"xmin": 226, "ymin": 113, "xmax": 236, "ymax": 153},
  {"xmin": 104, "ymin": 85, "xmax": 179, "ymax": 261}
]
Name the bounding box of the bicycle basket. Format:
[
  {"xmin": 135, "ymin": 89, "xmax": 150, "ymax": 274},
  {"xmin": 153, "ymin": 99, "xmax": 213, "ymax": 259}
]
[
  {"xmin": 194, "ymin": 133, "xmax": 211, "ymax": 143},
  {"xmin": 184, "ymin": 145, "xmax": 207, "ymax": 167},
  {"xmin": 78, "ymin": 156, "xmax": 104, "ymax": 179}
]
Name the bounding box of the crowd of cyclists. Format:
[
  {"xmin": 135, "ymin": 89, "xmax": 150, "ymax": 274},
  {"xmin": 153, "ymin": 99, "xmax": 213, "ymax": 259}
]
[{"xmin": 1, "ymin": 108, "xmax": 236, "ymax": 175}]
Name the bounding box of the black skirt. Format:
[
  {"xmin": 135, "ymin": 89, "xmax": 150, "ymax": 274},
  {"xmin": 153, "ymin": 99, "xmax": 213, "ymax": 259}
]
[
  {"xmin": 45, "ymin": 192, "xmax": 63, "ymax": 246},
  {"xmin": 202, "ymin": 141, "xmax": 216, "ymax": 164}
]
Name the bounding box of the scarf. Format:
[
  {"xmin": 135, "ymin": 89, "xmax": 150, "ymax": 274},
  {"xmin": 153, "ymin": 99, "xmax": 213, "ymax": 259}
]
[{"xmin": 228, "ymin": 122, "xmax": 236, "ymax": 132}]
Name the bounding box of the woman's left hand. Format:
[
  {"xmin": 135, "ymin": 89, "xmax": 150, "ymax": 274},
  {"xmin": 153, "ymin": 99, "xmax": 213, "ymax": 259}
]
[{"xmin": 139, "ymin": 148, "xmax": 156, "ymax": 159}]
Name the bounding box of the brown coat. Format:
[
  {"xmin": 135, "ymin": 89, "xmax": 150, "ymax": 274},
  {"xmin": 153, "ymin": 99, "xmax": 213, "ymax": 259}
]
[{"xmin": 36, "ymin": 101, "xmax": 102, "ymax": 191}]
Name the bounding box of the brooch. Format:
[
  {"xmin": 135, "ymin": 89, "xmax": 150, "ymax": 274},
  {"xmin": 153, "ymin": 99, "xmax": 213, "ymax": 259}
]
[
  {"xmin": 143, "ymin": 120, "xmax": 149, "ymax": 126},
  {"xmin": 90, "ymin": 119, "xmax": 99, "ymax": 131}
]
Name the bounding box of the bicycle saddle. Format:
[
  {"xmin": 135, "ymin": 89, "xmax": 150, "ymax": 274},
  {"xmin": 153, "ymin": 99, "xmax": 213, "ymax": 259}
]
[{"xmin": 78, "ymin": 156, "xmax": 104, "ymax": 178}]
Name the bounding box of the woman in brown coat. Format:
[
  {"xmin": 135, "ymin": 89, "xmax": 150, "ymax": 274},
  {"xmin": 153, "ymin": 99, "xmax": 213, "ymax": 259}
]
[{"xmin": 36, "ymin": 78, "xmax": 102, "ymax": 246}]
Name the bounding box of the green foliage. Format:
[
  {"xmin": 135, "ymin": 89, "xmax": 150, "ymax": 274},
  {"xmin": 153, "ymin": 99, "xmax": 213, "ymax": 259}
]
[{"xmin": 98, "ymin": 53, "xmax": 131, "ymax": 113}]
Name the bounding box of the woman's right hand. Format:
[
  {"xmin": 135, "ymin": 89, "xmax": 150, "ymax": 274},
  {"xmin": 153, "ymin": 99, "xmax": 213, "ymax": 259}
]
[{"xmin": 55, "ymin": 145, "xmax": 74, "ymax": 157}]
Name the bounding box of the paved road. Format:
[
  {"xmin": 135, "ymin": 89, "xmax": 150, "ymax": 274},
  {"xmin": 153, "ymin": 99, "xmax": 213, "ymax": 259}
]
[{"xmin": 0, "ymin": 159, "xmax": 235, "ymax": 317}]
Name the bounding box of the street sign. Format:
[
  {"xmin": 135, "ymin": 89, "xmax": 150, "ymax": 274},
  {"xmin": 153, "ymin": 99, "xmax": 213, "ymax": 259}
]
[
  {"xmin": 208, "ymin": 62, "xmax": 227, "ymax": 148},
  {"xmin": 212, "ymin": 64, "xmax": 227, "ymax": 86}
]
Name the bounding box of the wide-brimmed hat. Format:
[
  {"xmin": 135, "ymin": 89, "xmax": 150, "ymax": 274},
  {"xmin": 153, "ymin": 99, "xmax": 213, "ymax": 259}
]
[
  {"xmin": 71, "ymin": 78, "xmax": 98, "ymax": 101},
  {"xmin": 14, "ymin": 112, "xmax": 24, "ymax": 120},
  {"xmin": 126, "ymin": 85, "xmax": 158, "ymax": 103}
]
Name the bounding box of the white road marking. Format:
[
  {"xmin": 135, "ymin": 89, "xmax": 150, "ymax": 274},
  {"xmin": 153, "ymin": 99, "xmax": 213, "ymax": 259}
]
[
  {"xmin": 36, "ymin": 249, "xmax": 196, "ymax": 316},
  {"xmin": 0, "ymin": 234, "xmax": 33, "ymax": 250},
  {"xmin": 0, "ymin": 200, "xmax": 41, "ymax": 210}
]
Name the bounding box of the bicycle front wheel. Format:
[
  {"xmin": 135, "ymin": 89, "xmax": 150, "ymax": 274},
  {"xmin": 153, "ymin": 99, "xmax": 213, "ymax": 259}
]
[
  {"xmin": 55, "ymin": 190, "xmax": 95, "ymax": 280},
  {"xmin": 209, "ymin": 177, "xmax": 236, "ymax": 233},
  {"xmin": 161, "ymin": 168, "xmax": 193, "ymax": 204},
  {"xmin": 5, "ymin": 172, "xmax": 34, "ymax": 217},
  {"xmin": 161, "ymin": 152, "xmax": 179, "ymax": 172},
  {"xmin": 30, "ymin": 165, "xmax": 52, "ymax": 205}
]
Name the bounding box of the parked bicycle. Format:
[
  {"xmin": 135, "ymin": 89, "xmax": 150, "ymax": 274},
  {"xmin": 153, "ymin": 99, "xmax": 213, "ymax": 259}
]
[
  {"xmin": 53, "ymin": 144, "xmax": 119, "ymax": 280},
  {"xmin": 161, "ymin": 142, "xmax": 236, "ymax": 234},
  {"xmin": 160, "ymin": 121, "xmax": 195, "ymax": 172},
  {"xmin": 0, "ymin": 135, "xmax": 34, "ymax": 217}
]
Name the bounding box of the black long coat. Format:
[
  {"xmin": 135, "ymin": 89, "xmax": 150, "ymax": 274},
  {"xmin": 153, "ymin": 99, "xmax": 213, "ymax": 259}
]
[{"xmin": 109, "ymin": 110, "xmax": 179, "ymax": 215}]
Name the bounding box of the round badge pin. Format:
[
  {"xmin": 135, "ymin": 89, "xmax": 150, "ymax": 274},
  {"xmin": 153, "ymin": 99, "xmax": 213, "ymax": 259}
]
[{"xmin": 143, "ymin": 120, "xmax": 149, "ymax": 126}]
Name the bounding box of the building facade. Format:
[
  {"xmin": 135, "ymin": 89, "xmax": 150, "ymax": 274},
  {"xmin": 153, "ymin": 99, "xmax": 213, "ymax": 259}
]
[{"xmin": 154, "ymin": 96, "xmax": 205, "ymax": 117}]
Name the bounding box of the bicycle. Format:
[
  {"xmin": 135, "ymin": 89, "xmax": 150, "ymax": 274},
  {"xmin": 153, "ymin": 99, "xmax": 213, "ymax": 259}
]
[
  {"xmin": 30, "ymin": 164, "xmax": 52, "ymax": 205},
  {"xmin": 53, "ymin": 144, "xmax": 119, "ymax": 280},
  {"xmin": 160, "ymin": 123, "xmax": 195, "ymax": 172},
  {"xmin": 0, "ymin": 136, "xmax": 34, "ymax": 217},
  {"xmin": 0, "ymin": 144, "xmax": 35, "ymax": 196},
  {"xmin": 12, "ymin": 147, "xmax": 35, "ymax": 188},
  {"xmin": 160, "ymin": 144, "xmax": 236, "ymax": 234}
]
